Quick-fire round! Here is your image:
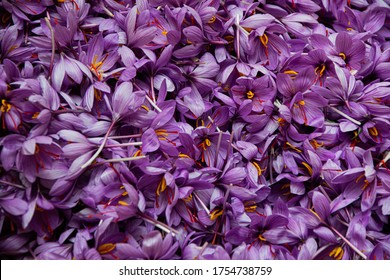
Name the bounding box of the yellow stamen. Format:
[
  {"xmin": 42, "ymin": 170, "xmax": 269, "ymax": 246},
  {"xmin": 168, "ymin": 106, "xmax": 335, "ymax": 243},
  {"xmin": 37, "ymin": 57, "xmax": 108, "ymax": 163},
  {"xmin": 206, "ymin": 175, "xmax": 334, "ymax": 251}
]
[
  {"xmin": 301, "ymin": 162, "xmax": 313, "ymax": 176},
  {"xmin": 98, "ymin": 243, "xmax": 116, "ymax": 255},
  {"xmin": 244, "ymin": 202, "xmax": 257, "ymax": 212},
  {"xmin": 346, "ymin": 27, "xmax": 354, "ymax": 31},
  {"xmin": 32, "ymin": 112, "xmax": 40, "ymax": 119},
  {"xmin": 134, "ymin": 150, "xmax": 143, "ymax": 157},
  {"xmin": 162, "ymin": 30, "xmax": 168, "ymax": 36},
  {"xmin": 1, "ymin": 100, "xmax": 11, "ymax": 113},
  {"xmin": 298, "ymin": 100, "xmax": 305, "ymax": 106},
  {"xmin": 355, "ymin": 173, "xmax": 365, "ymax": 183},
  {"xmin": 329, "ymin": 247, "xmax": 344, "ymax": 260},
  {"xmin": 284, "ymin": 70, "xmax": 298, "ymax": 75},
  {"xmin": 246, "ymin": 90, "xmax": 254, "ymax": 99},
  {"xmin": 156, "ymin": 177, "xmax": 167, "ymax": 196},
  {"xmin": 204, "ymin": 138, "xmax": 211, "ymax": 147},
  {"xmin": 155, "ymin": 129, "xmax": 169, "ymax": 137},
  {"xmin": 117, "ymin": 201, "xmax": 129, "ymax": 206},
  {"xmin": 339, "ymin": 52, "xmax": 346, "ymax": 60},
  {"xmin": 208, "ymin": 16, "xmax": 216, "ymax": 23},
  {"xmin": 260, "ymin": 34, "xmax": 268, "ymax": 47},
  {"xmin": 251, "ymin": 161, "xmax": 264, "ymax": 176},
  {"xmin": 368, "ymin": 127, "xmax": 378, "ymax": 137},
  {"xmin": 310, "ymin": 139, "xmax": 324, "ymax": 149},
  {"xmin": 178, "ymin": 153, "xmax": 191, "ymax": 159},
  {"xmin": 315, "ymin": 64, "xmax": 326, "ymax": 77},
  {"xmin": 121, "ymin": 191, "xmax": 128, "ymax": 196},
  {"xmin": 362, "ymin": 180, "xmax": 370, "ymax": 190},
  {"xmin": 210, "ymin": 208, "xmax": 223, "ymax": 220},
  {"xmin": 258, "ymin": 234, "xmax": 266, "ymax": 242},
  {"xmin": 243, "ymin": 27, "xmax": 253, "ymax": 33},
  {"xmin": 286, "ymin": 142, "xmax": 302, "ymax": 153},
  {"xmin": 183, "ymin": 194, "xmax": 193, "ymax": 203},
  {"xmin": 141, "ymin": 105, "xmax": 150, "ymax": 111},
  {"xmin": 310, "ymin": 209, "xmax": 322, "ymax": 221}
]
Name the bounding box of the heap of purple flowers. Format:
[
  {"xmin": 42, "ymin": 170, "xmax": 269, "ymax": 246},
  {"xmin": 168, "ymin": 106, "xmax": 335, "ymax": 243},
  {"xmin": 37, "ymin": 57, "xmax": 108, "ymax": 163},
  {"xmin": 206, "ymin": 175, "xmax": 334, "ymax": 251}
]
[{"xmin": 0, "ymin": 0, "xmax": 389, "ymax": 260}]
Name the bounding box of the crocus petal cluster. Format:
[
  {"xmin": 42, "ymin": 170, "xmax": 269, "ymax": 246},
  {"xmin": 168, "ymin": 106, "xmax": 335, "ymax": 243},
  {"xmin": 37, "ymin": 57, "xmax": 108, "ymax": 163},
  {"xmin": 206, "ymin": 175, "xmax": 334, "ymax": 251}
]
[{"xmin": 0, "ymin": 0, "xmax": 389, "ymax": 260}]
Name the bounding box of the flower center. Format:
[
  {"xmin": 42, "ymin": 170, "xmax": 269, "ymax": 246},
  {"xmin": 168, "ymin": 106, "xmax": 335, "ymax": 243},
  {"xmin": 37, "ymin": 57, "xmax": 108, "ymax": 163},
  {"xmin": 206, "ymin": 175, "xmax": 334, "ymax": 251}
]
[
  {"xmin": 315, "ymin": 64, "xmax": 326, "ymax": 77},
  {"xmin": 339, "ymin": 52, "xmax": 346, "ymax": 61},
  {"xmin": 329, "ymin": 246, "xmax": 344, "ymax": 260},
  {"xmin": 258, "ymin": 233, "xmax": 266, "ymax": 242},
  {"xmin": 0, "ymin": 100, "xmax": 11, "ymax": 112},
  {"xmin": 209, "ymin": 208, "xmax": 223, "ymax": 220},
  {"xmin": 246, "ymin": 90, "xmax": 254, "ymax": 99},
  {"xmin": 208, "ymin": 16, "xmax": 216, "ymax": 24},
  {"xmin": 368, "ymin": 127, "xmax": 378, "ymax": 137},
  {"xmin": 156, "ymin": 177, "xmax": 167, "ymax": 196},
  {"xmin": 260, "ymin": 34, "xmax": 269, "ymax": 47},
  {"xmin": 98, "ymin": 243, "xmax": 116, "ymax": 255}
]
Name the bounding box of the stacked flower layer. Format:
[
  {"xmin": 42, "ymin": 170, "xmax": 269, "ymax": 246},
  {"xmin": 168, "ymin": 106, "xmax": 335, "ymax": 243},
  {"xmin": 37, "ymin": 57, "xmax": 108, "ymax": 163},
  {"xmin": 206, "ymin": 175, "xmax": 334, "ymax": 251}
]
[{"xmin": 0, "ymin": 0, "xmax": 389, "ymax": 260}]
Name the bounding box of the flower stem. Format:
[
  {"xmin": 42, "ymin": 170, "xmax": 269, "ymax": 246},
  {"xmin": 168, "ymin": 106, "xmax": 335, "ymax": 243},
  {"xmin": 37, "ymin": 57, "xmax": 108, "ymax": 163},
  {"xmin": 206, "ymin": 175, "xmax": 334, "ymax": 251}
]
[
  {"xmin": 235, "ymin": 14, "xmax": 241, "ymax": 61},
  {"xmin": 97, "ymin": 155, "xmax": 146, "ymax": 164},
  {"xmin": 214, "ymin": 130, "xmax": 223, "ymax": 167},
  {"xmin": 145, "ymin": 95, "xmax": 162, "ymax": 113},
  {"xmin": 329, "ymin": 107, "xmax": 361, "ymax": 126},
  {"xmin": 329, "ymin": 225, "xmax": 367, "ymax": 260},
  {"xmin": 44, "ymin": 17, "xmax": 55, "ymax": 76},
  {"xmin": 193, "ymin": 192, "xmax": 210, "ymax": 215},
  {"xmin": 104, "ymin": 142, "xmax": 142, "ymax": 148},
  {"xmin": 81, "ymin": 121, "xmax": 116, "ymax": 169},
  {"xmin": 108, "ymin": 134, "xmax": 142, "ymax": 140},
  {"xmin": 0, "ymin": 179, "xmax": 25, "ymax": 190},
  {"xmin": 150, "ymin": 76, "xmax": 156, "ymax": 103},
  {"xmin": 138, "ymin": 212, "xmax": 179, "ymax": 236}
]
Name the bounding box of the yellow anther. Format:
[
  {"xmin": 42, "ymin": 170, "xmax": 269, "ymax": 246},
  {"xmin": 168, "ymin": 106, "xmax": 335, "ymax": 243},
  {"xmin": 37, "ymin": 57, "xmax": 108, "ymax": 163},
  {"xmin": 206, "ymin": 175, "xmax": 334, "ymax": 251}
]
[
  {"xmin": 182, "ymin": 194, "xmax": 193, "ymax": 203},
  {"xmin": 310, "ymin": 209, "xmax": 322, "ymax": 221},
  {"xmin": 329, "ymin": 247, "xmax": 344, "ymax": 260},
  {"xmin": 368, "ymin": 127, "xmax": 378, "ymax": 137},
  {"xmin": 210, "ymin": 208, "xmax": 223, "ymax": 220},
  {"xmin": 301, "ymin": 162, "xmax": 313, "ymax": 176},
  {"xmin": 1, "ymin": 100, "xmax": 11, "ymax": 113},
  {"xmin": 244, "ymin": 201, "xmax": 257, "ymax": 211},
  {"xmin": 260, "ymin": 34, "xmax": 268, "ymax": 47},
  {"xmin": 98, "ymin": 243, "xmax": 116, "ymax": 254},
  {"xmin": 346, "ymin": 27, "xmax": 354, "ymax": 31},
  {"xmin": 286, "ymin": 142, "xmax": 302, "ymax": 153},
  {"xmin": 243, "ymin": 27, "xmax": 253, "ymax": 33},
  {"xmin": 162, "ymin": 30, "xmax": 168, "ymax": 36},
  {"xmin": 204, "ymin": 138, "xmax": 211, "ymax": 147},
  {"xmin": 178, "ymin": 153, "xmax": 191, "ymax": 159},
  {"xmin": 339, "ymin": 52, "xmax": 346, "ymax": 60},
  {"xmin": 251, "ymin": 161, "xmax": 264, "ymax": 176},
  {"xmin": 310, "ymin": 139, "xmax": 324, "ymax": 149},
  {"xmin": 156, "ymin": 177, "xmax": 167, "ymax": 196},
  {"xmin": 315, "ymin": 64, "xmax": 326, "ymax": 76},
  {"xmin": 258, "ymin": 234, "xmax": 266, "ymax": 242},
  {"xmin": 355, "ymin": 173, "xmax": 365, "ymax": 183},
  {"xmin": 141, "ymin": 105, "xmax": 150, "ymax": 111},
  {"xmin": 208, "ymin": 16, "xmax": 216, "ymax": 23},
  {"xmin": 121, "ymin": 191, "xmax": 128, "ymax": 196},
  {"xmin": 246, "ymin": 90, "xmax": 255, "ymax": 99},
  {"xmin": 298, "ymin": 100, "xmax": 305, "ymax": 106},
  {"xmin": 117, "ymin": 201, "xmax": 129, "ymax": 206},
  {"xmin": 155, "ymin": 129, "xmax": 169, "ymax": 137},
  {"xmin": 32, "ymin": 112, "xmax": 40, "ymax": 119},
  {"xmin": 134, "ymin": 150, "xmax": 143, "ymax": 157},
  {"xmin": 284, "ymin": 70, "xmax": 298, "ymax": 75},
  {"xmin": 362, "ymin": 179, "xmax": 370, "ymax": 190}
]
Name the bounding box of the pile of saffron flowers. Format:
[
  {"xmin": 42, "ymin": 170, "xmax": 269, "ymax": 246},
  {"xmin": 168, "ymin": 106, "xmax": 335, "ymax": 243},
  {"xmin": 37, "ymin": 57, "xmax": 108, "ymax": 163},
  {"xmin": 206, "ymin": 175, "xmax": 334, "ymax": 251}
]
[{"xmin": 0, "ymin": 0, "xmax": 389, "ymax": 260}]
